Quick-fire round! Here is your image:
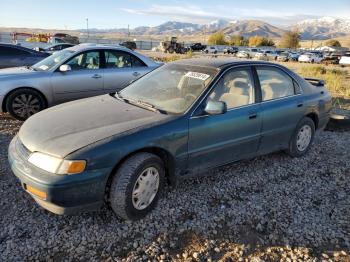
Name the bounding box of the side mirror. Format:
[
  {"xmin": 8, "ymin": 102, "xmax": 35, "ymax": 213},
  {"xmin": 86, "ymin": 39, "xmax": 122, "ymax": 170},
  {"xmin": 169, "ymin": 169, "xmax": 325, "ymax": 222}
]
[
  {"xmin": 204, "ymin": 100, "xmax": 227, "ymax": 115},
  {"xmin": 59, "ymin": 64, "xmax": 71, "ymax": 72}
]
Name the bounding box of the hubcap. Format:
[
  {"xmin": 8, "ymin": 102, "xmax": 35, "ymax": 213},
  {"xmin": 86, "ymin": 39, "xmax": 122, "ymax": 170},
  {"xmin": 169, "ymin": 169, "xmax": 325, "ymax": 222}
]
[
  {"xmin": 12, "ymin": 94, "xmax": 41, "ymax": 119},
  {"xmin": 296, "ymin": 125, "xmax": 312, "ymax": 151},
  {"xmin": 132, "ymin": 167, "xmax": 159, "ymax": 210}
]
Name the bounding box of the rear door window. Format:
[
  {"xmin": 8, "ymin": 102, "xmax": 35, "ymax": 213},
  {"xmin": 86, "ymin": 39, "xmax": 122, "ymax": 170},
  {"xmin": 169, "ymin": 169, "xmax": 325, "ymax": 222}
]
[
  {"xmin": 104, "ymin": 51, "xmax": 145, "ymax": 68},
  {"xmin": 256, "ymin": 66, "xmax": 295, "ymax": 101}
]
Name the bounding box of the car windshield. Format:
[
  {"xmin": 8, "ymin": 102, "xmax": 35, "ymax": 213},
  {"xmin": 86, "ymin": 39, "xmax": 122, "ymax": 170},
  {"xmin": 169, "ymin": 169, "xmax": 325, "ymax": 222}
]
[
  {"xmin": 32, "ymin": 49, "xmax": 74, "ymax": 71},
  {"xmin": 119, "ymin": 64, "xmax": 217, "ymax": 114}
]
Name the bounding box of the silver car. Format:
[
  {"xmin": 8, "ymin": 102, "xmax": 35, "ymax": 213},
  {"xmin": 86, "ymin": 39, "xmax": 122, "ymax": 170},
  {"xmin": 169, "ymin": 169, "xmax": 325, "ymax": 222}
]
[{"xmin": 0, "ymin": 44, "xmax": 160, "ymax": 120}]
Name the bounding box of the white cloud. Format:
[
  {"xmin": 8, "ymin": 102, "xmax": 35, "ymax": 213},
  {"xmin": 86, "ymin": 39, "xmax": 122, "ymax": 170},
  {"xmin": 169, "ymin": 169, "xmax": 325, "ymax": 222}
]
[
  {"xmin": 121, "ymin": 4, "xmax": 348, "ymax": 26},
  {"xmin": 121, "ymin": 5, "xmax": 229, "ymax": 24}
]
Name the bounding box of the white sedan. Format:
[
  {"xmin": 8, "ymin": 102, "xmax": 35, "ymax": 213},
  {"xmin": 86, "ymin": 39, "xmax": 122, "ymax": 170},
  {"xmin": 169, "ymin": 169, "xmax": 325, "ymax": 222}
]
[
  {"xmin": 203, "ymin": 46, "xmax": 218, "ymax": 54},
  {"xmin": 298, "ymin": 53, "xmax": 323, "ymax": 63},
  {"xmin": 339, "ymin": 53, "xmax": 350, "ymax": 65},
  {"xmin": 236, "ymin": 51, "xmax": 249, "ymax": 58}
]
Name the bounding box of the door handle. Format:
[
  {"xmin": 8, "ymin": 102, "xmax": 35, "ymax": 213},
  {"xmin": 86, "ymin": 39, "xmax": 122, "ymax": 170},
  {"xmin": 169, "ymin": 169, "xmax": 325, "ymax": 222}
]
[
  {"xmin": 132, "ymin": 71, "xmax": 140, "ymax": 77},
  {"xmin": 248, "ymin": 113, "xmax": 257, "ymax": 119},
  {"xmin": 92, "ymin": 74, "xmax": 102, "ymax": 79},
  {"xmin": 297, "ymin": 103, "xmax": 303, "ymax": 107}
]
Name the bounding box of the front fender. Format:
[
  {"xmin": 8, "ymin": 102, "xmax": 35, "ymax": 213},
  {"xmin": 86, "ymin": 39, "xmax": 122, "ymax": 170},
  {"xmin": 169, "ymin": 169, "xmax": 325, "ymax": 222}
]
[{"xmin": 66, "ymin": 116, "xmax": 189, "ymax": 176}]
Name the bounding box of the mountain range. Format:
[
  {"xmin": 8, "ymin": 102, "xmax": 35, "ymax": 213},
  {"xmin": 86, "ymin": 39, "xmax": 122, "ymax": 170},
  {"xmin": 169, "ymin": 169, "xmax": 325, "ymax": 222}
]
[{"xmin": 85, "ymin": 16, "xmax": 350, "ymax": 40}]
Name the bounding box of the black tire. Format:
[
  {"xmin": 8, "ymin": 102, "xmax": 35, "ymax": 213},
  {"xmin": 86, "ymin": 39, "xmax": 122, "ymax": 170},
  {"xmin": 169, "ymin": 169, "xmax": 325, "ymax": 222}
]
[
  {"xmin": 109, "ymin": 152, "xmax": 165, "ymax": 220},
  {"xmin": 5, "ymin": 88, "xmax": 46, "ymax": 121},
  {"xmin": 205, "ymin": 50, "xmax": 208, "ymax": 54},
  {"xmin": 286, "ymin": 117, "xmax": 315, "ymax": 157}
]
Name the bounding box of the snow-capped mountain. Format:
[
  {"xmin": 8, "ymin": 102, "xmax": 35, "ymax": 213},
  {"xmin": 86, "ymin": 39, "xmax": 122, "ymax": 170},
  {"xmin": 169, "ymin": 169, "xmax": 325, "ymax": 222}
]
[
  {"xmin": 205, "ymin": 19, "xmax": 232, "ymax": 31},
  {"xmin": 129, "ymin": 19, "xmax": 285, "ymax": 38},
  {"xmin": 293, "ymin": 16, "xmax": 350, "ymax": 39},
  {"xmin": 132, "ymin": 21, "xmax": 202, "ymax": 35},
  {"xmin": 82, "ymin": 16, "xmax": 350, "ymax": 40},
  {"xmin": 221, "ymin": 20, "xmax": 285, "ymax": 38}
]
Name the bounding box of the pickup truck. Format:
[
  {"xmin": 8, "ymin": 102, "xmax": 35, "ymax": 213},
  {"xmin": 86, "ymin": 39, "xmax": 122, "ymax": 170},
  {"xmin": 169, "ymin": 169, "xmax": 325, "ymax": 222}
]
[{"xmin": 190, "ymin": 43, "xmax": 207, "ymax": 51}]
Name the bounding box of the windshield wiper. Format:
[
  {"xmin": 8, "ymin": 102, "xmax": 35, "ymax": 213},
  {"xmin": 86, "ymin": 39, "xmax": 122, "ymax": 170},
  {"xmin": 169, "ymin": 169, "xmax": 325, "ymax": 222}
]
[
  {"xmin": 25, "ymin": 65, "xmax": 36, "ymax": 71},
  {"xmin": 115, "ymin": 93, "xmax": 167, "ymax": 114}
]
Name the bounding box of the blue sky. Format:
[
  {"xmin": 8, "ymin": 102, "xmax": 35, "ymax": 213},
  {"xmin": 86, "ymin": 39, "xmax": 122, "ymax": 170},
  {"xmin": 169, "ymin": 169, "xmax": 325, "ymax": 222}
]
[{"xmin": 0, "ymin": 0, "xmax": 349, "ymax": 29}]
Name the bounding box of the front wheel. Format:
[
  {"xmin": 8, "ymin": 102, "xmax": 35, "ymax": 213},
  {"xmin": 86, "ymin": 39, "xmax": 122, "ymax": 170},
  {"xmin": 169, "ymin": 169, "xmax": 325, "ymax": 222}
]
[
  {"xmin": 286, "ymin": 117, "xmax": 315, "ymax": 157},
  {"xmin": 5, "ymin": 88, "xmax": 46, "ymax": 121},
  {"xmin": 109, "ymin": 153, "xmax": 165, "ymax": 220}
]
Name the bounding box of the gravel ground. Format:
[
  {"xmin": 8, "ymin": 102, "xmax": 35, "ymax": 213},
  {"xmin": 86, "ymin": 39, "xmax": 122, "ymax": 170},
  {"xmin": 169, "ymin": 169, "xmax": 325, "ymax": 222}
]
[{"xmin": 0, "ymin": 113, "xmax": 350, "ymax": 262}]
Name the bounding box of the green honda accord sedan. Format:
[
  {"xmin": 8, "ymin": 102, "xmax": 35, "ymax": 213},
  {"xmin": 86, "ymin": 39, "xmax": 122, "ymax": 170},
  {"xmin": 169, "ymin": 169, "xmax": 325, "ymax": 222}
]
[{"xmin": 8, "ymin": 59, "xmax": 332, "ymax": 220}]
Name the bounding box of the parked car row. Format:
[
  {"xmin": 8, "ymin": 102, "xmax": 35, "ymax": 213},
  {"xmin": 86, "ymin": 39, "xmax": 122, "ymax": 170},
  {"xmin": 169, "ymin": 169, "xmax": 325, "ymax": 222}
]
[
  {"xmin": 229, "ymin": 48, "xmax": 350, "ymax": 65},
  {"xmin": 198, "ymin": 44, "xmax": 350, "ymax": 65}
]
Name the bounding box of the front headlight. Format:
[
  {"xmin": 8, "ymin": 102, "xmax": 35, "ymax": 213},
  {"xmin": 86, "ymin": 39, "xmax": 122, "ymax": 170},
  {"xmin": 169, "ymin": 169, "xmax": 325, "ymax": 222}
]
[{"xmin": 28, "ymin": 152, "xmax": 86, "ymax": 175}]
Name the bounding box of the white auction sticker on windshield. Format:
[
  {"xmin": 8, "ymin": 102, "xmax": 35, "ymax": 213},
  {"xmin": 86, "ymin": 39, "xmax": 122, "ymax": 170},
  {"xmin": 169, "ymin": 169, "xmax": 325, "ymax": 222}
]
[
  {"xmin": 39, "ymin": 65, "xmax": 49, "ymax": 70},
  {"xmin": 185, "ymin": 72, "xmax": 210, "ymax": 81}
]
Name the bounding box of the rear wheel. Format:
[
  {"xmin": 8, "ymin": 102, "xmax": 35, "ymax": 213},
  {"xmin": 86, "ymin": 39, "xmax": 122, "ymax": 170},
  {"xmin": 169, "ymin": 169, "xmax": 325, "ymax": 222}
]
[
  {"xmin": 5, "ymin": 88, "xmax": 46, "ymax": 121},
  {"xmin": 286, "ymin": 117, "xmax": 315, "ymax": 157},
  {"xmin": 109, "ymin": 153, "xmax": 165, "ymax": 220}
]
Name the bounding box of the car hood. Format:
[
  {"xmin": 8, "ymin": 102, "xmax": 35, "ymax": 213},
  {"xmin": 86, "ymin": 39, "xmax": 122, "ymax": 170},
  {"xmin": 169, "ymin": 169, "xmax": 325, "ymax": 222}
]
[
  {"xmin": 19, "ymin": 95, "xmax": 171, "ymax": 158},
  {"xmin": 0, "ymin": 67, "xmax": 43, "ymax": 79}
]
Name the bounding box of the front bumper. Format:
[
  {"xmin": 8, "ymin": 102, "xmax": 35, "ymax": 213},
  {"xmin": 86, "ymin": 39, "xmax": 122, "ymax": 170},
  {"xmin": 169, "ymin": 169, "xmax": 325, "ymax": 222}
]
[{"xmin": 8, "ymin": 135, "xmax": 111, "ymax": 215}]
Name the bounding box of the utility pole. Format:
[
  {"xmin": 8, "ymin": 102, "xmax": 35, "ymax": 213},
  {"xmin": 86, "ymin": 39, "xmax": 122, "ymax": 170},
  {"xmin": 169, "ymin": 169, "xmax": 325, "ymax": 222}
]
[
  {"xmin": 86, "ymin": 18, "xmax": 89, "ymax": 39},
  {"xmin": 128, "ymin": 24, "xmax": 130, "ymax": 39}
]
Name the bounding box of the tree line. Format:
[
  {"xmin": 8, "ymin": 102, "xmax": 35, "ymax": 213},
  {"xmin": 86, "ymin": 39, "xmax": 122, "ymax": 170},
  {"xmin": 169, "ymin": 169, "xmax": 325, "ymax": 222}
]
[{"xmin": 207, "ymin": 30, "xmax": 342, "ymax": 49}]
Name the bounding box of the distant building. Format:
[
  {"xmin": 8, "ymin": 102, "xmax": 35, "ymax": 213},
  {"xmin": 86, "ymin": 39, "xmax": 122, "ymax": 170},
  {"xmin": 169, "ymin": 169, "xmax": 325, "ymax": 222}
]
[{"xmin": 314, "ymin": 46, "xmax": 349, "ymax": 52}]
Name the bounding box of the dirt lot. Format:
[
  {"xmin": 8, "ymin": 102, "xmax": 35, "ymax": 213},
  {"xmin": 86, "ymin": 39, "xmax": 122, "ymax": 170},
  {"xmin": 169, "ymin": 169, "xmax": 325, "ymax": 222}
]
[{"xmin": 0, "ymin": 55, "xmax": 350, "ymax": 261}]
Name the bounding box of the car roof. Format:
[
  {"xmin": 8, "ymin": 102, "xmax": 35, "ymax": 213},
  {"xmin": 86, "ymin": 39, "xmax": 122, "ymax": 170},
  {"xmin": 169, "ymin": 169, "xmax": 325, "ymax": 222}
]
[
  {"xmin": 171, "ymin": 58, "xmax": 280, "ymax": 69},
  {"xmin": 66, "ymin": 43, "xmax": 131, "ymax": 52},
  {"xmin": 0, "ymin": 43, "xmax": 31, "ymax": 49},
  {"xmin": 0, "ymin": 43, "xmax": 38, "ymax": 52}
]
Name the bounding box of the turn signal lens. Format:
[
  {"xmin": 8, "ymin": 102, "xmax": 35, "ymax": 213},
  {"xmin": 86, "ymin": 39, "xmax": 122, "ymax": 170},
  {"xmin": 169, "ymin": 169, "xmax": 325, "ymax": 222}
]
[
  {"xmin": 26, "ymin": 185, "xmax": 47, "ymax": 199},
  {"xmin": 67, "ymin": 161, "xmax": 86, "ymax": 174},
  {"xmin": 57, "ymin": 160, "xmax": 86, "ymax": 175}
]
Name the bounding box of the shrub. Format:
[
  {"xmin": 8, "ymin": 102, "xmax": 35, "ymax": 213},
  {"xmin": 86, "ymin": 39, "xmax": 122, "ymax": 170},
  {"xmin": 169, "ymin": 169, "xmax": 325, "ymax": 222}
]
[
  {"xmin": 208, "ymin": 32, "xmax": 228, "ymax": 45},
  {"xmin": 325, "ymin": 39, "xmax": 341, "ymax": 47},
  {"xmin": 279, "ymin": 31, "xmax": 300, "ymax": 49},
  {"xmin": 229, "ymin": 35, "xmax": 248, "ymax": 46},
  {"xmin": 248, "ymin": 36, "xmax": 275, "ymax": 47}
]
